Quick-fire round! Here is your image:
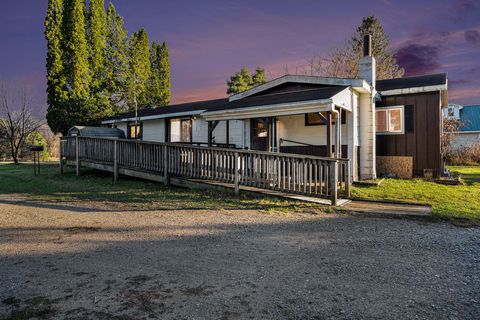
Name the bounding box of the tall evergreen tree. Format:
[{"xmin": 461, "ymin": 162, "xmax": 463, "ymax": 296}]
[
  {"xmin": 105, "ymin": 2, "xmax": 129, "ymax": 110},
  {"xmin": 86, "ymin": 0, "xmax": 112, "ymax": 121},
  {"xmin": 45, "ymin": 0, "xmax": 69, "ymax": 134},
  {"xmin": 348, "ymin": 16, "xmax": 404, "ymax": 79},
  {"xmin": 87, "ymin": 0, "xmax": 107, "ymax": 92},
  {"xmin": 148, "ymin": 41, "xmax": 171, "ymax": 107},
  {"xmin": 63, "ymin": 0, "xmax": 91, "ymax": 101},
  {"xmin": 309, "ymin": 16, "xmax": 404, "ymax": 80},
  {"xmin": 128, "ymin": 28, "xmax": 151, "ymax": 109}
]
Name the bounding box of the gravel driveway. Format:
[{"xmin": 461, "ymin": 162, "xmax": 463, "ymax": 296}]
[{"xmin": 0, "ymin": 200, "xmax": 478, "ymax": 319}]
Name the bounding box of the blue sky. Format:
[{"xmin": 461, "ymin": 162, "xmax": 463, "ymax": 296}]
[{"xmin": 0, "ymin": 0, "xmax": 479, "ymax": 117}]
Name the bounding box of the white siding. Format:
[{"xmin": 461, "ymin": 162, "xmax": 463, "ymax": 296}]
[
  {"xmin": 142, "ymin": 119, "xmax": 165, "ymax": 142},
  {"xmin": 452, "ymin": 132, "xmax": 480, "ymax": 147},
  {"xmin": 276, "ymin": 114, "xmax": 348, "ymax": 146}
]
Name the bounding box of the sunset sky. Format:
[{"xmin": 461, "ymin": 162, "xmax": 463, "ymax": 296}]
[{"xmin": 0, "ymin": 0, "xmax": 479, "ymax": 117}]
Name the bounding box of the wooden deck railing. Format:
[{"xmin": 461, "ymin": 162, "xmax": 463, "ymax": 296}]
[{"xmin": 60, "ymin": 136, "xmax": 350, "ymax": 205}]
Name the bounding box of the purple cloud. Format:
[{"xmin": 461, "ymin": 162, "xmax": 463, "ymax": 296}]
[
  {"xmin": 395, "ymin": 43, "xmax": 441, "ymax": 76},
  {"xmin": 465, "ymin": 30, "xmax": 480, "ymax": 44},
  {"xmin": 459, "ymin": 0, "xmax": 477, "ymax": 11}
]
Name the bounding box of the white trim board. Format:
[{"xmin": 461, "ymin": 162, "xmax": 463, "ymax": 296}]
[
  {"xmin": 379, "ymin": 84, "xmax": 447, "ymax": 96},
  {"xmin": 203, "ymin": 99, "xmax": 333, "ymax": 121}
]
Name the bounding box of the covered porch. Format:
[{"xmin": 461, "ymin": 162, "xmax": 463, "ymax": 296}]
[{"xmin": 202, "ymin": 86, "xmax": 357, "ymax": 182}]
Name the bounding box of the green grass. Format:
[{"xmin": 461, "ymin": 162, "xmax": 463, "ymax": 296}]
[
  {"xmin": 0, "ymin": 162, "xmax": 322, "ymax": 213},
  {"xmin": 352, "ymin": 166, "xmax": 480, "ymax": 221}
]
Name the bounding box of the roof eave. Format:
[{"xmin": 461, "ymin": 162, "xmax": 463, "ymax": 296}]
[
  {"xmin": 229, "ymin": 75, "xmax": 370, "ymax": 101},
  {"xmin": 203, "ymin": 98, "xmax": 334, "ymax": 121},
  {"xmin": 379, "ymin": 84, "xmax": 447, "ymax": 96},
  {"xmin": 101, "ymin": 109, "xmax": 206, "ymax": 124}
]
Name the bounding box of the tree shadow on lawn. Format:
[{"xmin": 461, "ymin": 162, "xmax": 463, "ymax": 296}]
[{"xmin": 0, "ymin": 163, "xmax": 321, "ymax": 213}]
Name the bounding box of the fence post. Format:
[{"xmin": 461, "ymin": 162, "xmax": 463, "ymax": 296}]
[
  {"xmin": 329, "ymin": 160, "xmax": 338, "ymax": 206},
  {"xmin": 75, "ymin": 136, "xmax": 80, "ymax": 176},
  {"xmin": 163, "ymin": 144, "xmax": 169, "ymax": 185},
  {"xmin": 234, "ymin": 152, "xmax": 240, "ymax": 196},
  {"xmin": 113, "ymin": 140, "xmax": 118, "ymax": 182},
  {"xmin": 345, "ymin": 160, "xmax": 351, "ymax": 198}
]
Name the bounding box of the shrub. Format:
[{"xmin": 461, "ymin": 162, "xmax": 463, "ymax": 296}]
[{"xmin": 445, "ymin": 144, "xmax": 480, "ymax": 165}]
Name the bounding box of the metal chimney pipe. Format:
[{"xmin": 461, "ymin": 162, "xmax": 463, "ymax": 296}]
[{"xmin": 363, "ymin": 34, "xmax": 372, "ymax": 57}]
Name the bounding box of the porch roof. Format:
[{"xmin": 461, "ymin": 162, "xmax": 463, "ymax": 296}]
[{"xmin": 203, "ymin": 86, "xmax": 349, "ymax": 121}]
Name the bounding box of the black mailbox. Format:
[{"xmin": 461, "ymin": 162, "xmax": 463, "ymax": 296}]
[{"xmin": 30, "ymin": 146, "xmax": 44, "ymax": 152}]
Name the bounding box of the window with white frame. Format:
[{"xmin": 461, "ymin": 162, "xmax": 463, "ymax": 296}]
[{"xmin": 376, "ymin": 106, "xmax": 404, "ymax": 134}]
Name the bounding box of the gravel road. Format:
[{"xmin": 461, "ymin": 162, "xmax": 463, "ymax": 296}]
[{"xmin": 0, "ymin": 200, "xmax": 479, "ymax": 319}]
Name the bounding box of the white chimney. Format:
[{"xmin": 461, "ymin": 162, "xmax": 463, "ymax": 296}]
[
  {"xmin": 359, "ymin": 34, "xmax": 376, "ymax": 87},
  {"xmin": 358, "ymin": 34, "xmax": 377, "ymax": 180}
]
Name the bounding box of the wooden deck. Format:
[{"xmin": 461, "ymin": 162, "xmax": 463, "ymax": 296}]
[{"xmin": 60, "ymin": 136, "xmax": 351, "ymax": 205}]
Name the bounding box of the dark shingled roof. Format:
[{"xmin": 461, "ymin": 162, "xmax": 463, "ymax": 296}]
[
  {"xmin": 222, "ymin": 86, "xmax": 347, "ymax": 110},
  {"xmin": 104, "ymin": 86, "xmax": 347, "ymax": 121},
  {"xmin": 376, "ymin": 73, "xmax": 447, "ymax": 92},
  {"xmin": 103, "ymin": 98, "xmax": 229, "ymax": 122}
]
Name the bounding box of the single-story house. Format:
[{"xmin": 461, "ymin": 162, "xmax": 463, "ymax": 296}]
[
  {"xmin": 102, "ymin": 37, "xmax": 448, "ymax": 180},
  {"xmin": 444, "ymin": 104, "xmax": 480, "ymax": 147}
]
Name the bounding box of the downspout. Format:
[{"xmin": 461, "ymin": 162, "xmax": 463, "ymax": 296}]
[{"xmin": 330, "ymin": 103, "xmax": 341, "ymax": 158}]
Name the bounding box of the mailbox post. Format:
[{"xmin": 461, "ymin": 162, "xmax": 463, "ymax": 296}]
[{"xmin": 30, "ymin": 145, "xmax": 44, "ymax": 175}]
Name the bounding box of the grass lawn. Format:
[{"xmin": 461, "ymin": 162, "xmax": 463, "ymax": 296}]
[
  {"xmin": 352, "ymin": 166, "xmax": 480, "ymax": 221},
  {"xmin": 0, "ymin": 162, "xmax": 323, "ymax": 213}
]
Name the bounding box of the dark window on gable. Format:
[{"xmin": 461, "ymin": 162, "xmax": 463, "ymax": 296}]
[{"xmin": 305, "ymin": 110, "xmax": 346, "ymax": 126}]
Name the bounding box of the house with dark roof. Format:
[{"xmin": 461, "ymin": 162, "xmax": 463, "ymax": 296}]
[
  {"xmin": 101, "ymin": 36, "xmax": 448, "ymax": 179},
  {"xmin": 444, "ymin": 104, "xmax": 480, "ymax": 147}
]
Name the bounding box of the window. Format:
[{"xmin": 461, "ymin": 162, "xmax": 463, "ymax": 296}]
[
  {"xmin": 128, "ymin": 123, "xmax": 142, "ymax": 139},
  {"xmin": 448, "ymin": 107, "xmax": 454, "ymax": 117},
  {"xmin": 376, "ymin": 106, "xmax": 404, "ymax": 134},
  {"xmin": 180, "ymin": 119, "xmax": 192, "ymax": 142},
  {"xmin": 305, "ymin": 110, "xmax": 347, "ymax": 126},
  {"xmin": 252, "ymin": 119, "xmax": 268, "ymax": 137}
]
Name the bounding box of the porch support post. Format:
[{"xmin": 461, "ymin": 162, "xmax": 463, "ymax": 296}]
[
  {"xmin": 337, "ymin": 109, "xmax": 342, "ymax": 158},
  {"xmin": 225, "ymin": 120, "xmax": 230, "ymax": 145},
  {"xmin": 75, "ymin": 136, "xmax": 80, "ymax": 176},
  {"xmin": 329, "ymin": 160, "xmax": 338, "ymax": 206},
  {"xmin": 271, "ymin": 117, "xmax": 277, "ymax": 152},
  {"xmin": 326, "ymin": 111, "xmax": 333, "ymax": 158},
  {"xmin": 163, "ymin": 144, "xmax": 169, "ymax": 185},
  {"xmin": 208, "ymin": 120, "xmax": 219, "ymax": 147},
  {"xmin": 164, "ymin": 118, "xmax": 170, "ymax": 142},
  {"xmin": 234, "ymin": 151, "xmax": 240, "ymax": 196},
  {"xmin": 266, "ymin": 117, "xmax": 271, "ymax": 152},
  {"xmin": 345, "ymin": 159, "xmax": 351, "ymax": 198},
  {"xmin": 208, "ymin": 121, "xmax": 212, "ymax": 147},
  {"xmin": 113, "ymin": 140, "xmax": 118, "ymax": 182}
]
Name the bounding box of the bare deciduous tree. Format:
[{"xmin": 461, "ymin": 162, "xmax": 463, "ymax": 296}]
[
  {"xmin": 0, "ymin": 85, "xmax": 43, "ymax": 164},
  {"xmin": 442, "ymin": 116, "xmax": 464, "ymax": 155}
]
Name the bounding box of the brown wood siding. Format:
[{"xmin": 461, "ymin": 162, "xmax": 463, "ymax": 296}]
[{"xmin": 376, "ymin": 92, "xmax": 442, "ymax": 177}]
